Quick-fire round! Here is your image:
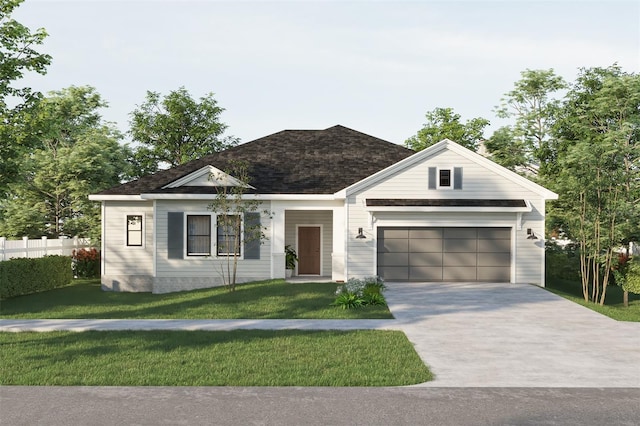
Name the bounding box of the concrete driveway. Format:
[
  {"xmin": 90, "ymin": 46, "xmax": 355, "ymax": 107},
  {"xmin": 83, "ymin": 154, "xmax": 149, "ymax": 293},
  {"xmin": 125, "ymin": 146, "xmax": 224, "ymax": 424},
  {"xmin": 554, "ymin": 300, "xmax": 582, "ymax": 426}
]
[{"xmin": 385, "ymin": 282, "xmax": 640, "ymax": 387}]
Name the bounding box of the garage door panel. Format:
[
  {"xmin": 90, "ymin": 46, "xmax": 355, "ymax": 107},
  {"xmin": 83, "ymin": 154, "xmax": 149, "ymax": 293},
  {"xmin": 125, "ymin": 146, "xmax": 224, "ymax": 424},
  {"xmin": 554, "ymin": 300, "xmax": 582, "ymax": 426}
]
[
  {"xmin": 379, "ymin": 228, "xmax": 409, "ymax": 239},
  {"xmin": 477, "ymin": 267, "xmax": 510, "ymax": 282},
  {"xmin": 478, "ymin": 238, "xmax": 511, "ymax": 252},
  {"xmin": 444, "ymin": 228, "xmax": 477, "ymax": 239},
  {"xmin": 378, "ymin": 238, "xmax": 408, "ymax": 253},
  {"xmin": 409, "ymin": 229, "xmax": 442, "ymax": 239},
  {"xmin": 443, "ymin": 267, "xmax": 477, "ymax": 281},
  {"xmin": 409, "ymin": 252, "xmax": 443, "ymax": 266},
  {"xmin": 410, "ymin": 267, "xmax": 443, "ymax": 281},
  {"xmin": 409, "ymin": 238, "xmax": 443, "ymax": 252},
  {"xmin": 378, "ymin": 252, "xmax": 408, "ymax": 266},
  {"xmin": 478, "ymin": 228, "xmax": 510, "ymax": 239},
  {"xmin": 444, "ymin": 239, "xmax": 477, "ymax": 253},
  {"xmin": 443, "ymin": 252, "xmax": 477, "ymax": 267},
  {"xmin": 478, "ymin": 252, "xmax": 510, "ymax": 267},
  {"xmin": 378, "ymin": 266, "xmax": 409, "ymax": 281}
]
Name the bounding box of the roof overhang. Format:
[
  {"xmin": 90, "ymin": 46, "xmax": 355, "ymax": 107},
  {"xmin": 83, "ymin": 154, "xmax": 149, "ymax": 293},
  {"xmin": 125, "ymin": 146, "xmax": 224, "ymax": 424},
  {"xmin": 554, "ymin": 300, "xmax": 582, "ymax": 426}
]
[
  {"xmin": 364, "ymin": 199, "xmax": 533, "ymax": 213},
  {"xmin": 139, "ymin": 193, "xmax": 343, "ymax": 201},
  {"xmin": 88, "ymin": 195, "xmax": 144, "ymax": 201}
]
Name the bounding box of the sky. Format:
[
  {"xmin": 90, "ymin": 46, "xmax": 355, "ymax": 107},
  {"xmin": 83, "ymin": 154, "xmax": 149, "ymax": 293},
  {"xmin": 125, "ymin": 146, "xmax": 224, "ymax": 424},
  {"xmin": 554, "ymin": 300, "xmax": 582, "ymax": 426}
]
[{"xmin": 13, "ymin": 0, "xmax": 640, "ymax": 146}]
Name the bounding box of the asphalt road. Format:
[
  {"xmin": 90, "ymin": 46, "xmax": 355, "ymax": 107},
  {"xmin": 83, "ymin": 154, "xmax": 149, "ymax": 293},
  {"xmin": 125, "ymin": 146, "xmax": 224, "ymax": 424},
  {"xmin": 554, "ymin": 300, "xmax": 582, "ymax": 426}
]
[{"xmin": 1, "ymin": 387, "xmax": 639, "ymax": 426}]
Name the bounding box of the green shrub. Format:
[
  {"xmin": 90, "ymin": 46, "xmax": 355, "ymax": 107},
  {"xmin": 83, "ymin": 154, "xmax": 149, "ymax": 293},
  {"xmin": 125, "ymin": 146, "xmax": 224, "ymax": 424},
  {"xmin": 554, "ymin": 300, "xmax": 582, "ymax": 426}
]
[
  {"xmin": 332, "ymin": 276, "xmax": 387, "ymax": 309},
  {"xmin": 623, "ymin": 259, "xmax": 640, "ymax": 295},
  {"xmin": 0, "ymin": 255, "xmax": 72, "ymax": 299},
  {"xmin": 546, "ymin": 241, "xmax": 580, "ymax": 281}
]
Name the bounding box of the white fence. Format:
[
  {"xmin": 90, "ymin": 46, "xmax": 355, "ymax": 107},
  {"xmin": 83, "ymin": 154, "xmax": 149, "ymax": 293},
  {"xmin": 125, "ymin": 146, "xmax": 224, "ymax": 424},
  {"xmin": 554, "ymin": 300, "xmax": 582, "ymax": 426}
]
[{"xmin": 0, "ymin": 237, "xmax": 93, "ymax": 261}]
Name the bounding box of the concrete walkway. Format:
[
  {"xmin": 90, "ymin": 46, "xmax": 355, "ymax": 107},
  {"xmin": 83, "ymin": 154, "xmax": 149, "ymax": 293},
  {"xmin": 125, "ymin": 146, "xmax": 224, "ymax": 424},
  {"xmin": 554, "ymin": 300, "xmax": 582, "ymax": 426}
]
[{"xmin": 1, "ymin": 282, "xmax": 639, "ymax": 387}]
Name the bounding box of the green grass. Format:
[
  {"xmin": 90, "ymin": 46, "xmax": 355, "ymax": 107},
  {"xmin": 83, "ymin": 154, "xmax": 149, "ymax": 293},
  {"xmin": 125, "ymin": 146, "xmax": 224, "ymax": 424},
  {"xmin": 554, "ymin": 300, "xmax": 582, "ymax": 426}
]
[
  {"xmin": 0, "ymin": 330, "xmax": 432, "ymax": 386},
  {"xmin": 546, "ymin": 278, "xmax": 640, "ymax": 322},
  {"xmin": 0, "ymin": 279, "xmax": 393, "ymax": 319}
]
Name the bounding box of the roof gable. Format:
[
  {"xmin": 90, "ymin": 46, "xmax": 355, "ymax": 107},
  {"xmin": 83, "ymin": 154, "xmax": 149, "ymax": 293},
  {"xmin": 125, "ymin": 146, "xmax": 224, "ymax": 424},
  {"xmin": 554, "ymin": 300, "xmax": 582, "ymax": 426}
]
[
  {"xmin": 162, "ymin": 165, "xmax": 253, "ymax": 189},
  {"xmin": 340, "ymin": 139, "xmax": 558, "ymax": 200}
]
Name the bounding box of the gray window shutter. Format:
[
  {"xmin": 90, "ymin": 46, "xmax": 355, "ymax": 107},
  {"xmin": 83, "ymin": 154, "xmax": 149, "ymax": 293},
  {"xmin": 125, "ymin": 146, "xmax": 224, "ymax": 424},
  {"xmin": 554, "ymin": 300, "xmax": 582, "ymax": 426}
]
[
  {"xmin": 244, "ymin": 212, "xmax": 261, "ymax": 260},
  {"xmin": 453, "ymin": 167, "xmax": 463, "ymax": 190},
  {"xmin": 167, "ymin": 212, "xmax": 184, "ymax": 259},
  {"xmin": 428, "ymin": 167, "xmax": 437, "ymax": 189}
]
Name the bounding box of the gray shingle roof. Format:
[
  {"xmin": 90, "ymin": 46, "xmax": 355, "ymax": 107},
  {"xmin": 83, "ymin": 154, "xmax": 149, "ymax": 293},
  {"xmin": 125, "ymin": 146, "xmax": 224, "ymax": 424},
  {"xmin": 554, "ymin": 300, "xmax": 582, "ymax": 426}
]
[{"xmin": 98, "ymin": 125, "xmax": 415, "ymax": 195}]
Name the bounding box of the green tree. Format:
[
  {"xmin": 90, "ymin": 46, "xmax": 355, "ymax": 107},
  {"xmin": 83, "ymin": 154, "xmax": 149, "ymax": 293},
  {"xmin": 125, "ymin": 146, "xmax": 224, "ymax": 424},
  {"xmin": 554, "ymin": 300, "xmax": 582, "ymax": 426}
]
[
  {"xmin": 551, "ymin": 65, "xmax": 640, "ymax": 306},
  {"xmin": 405, "ymin": 107, "xmax": 489, "ymax": 152},
  {"xmin": 207, "ymin": 161, "xmax": 271, "ymax": 291},
  {"xmin": 493, "ymin": 69, "xmax": 567, "ymax": 177},
  {"xmin": 483, "ymin": 126, "xmax": 530, "ymax": 172},
  {"xmin": 0, "ymin": 0, "xmax": 52, "ymax": 195},
  {"xmin": 129, "ymin": 87, "xmax": 238, "ymax": 177},
  {"xmin": 0, "ymin": 86, "xmax": 132, "ymax": 241}
]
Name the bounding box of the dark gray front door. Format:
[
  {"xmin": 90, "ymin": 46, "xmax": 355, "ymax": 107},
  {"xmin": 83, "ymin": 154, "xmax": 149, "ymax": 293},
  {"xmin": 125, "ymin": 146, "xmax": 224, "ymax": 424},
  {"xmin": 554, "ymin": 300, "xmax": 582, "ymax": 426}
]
[{"xmin": 377, "ymin": 227, "xmax": 511, "ymax": 282}]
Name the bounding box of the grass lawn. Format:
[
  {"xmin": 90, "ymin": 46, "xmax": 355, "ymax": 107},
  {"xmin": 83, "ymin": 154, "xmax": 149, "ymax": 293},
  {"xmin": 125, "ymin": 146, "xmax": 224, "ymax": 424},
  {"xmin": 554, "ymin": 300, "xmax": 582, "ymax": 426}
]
[
  {"xmin": 0, "ymin": 278, "xmax": 393, "ymax": 319},
  {"xmin": 546, "ymin": 278, "xmax": 640, "ymax": 322},
  {"xmin": 0, "ymin": 330, "xmax": 432, "ymax": 386}
]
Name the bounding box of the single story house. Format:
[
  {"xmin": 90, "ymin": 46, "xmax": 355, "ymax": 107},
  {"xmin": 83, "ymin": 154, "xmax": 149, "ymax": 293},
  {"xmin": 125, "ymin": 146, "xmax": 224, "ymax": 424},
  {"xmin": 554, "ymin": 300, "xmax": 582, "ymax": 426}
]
[{"xmin": 89, "ymin": 125, "xmax": 558, "ymax": 293}]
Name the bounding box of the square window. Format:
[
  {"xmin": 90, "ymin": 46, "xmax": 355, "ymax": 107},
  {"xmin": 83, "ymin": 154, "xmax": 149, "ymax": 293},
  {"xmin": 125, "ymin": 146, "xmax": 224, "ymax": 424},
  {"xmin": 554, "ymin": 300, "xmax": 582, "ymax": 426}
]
[
  {"xmin": 126, "ymin": 215, "xmax": 143, "ymax": 246},
  {"xmin": 439, "ymin": 169, "xmax": 451, "ymax": 187}
]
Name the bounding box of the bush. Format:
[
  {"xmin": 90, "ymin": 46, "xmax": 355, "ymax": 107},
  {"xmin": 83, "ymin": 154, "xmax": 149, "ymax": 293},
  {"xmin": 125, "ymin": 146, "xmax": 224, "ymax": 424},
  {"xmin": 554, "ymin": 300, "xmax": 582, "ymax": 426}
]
[
  {"xmin": 72, "ymin": 248, "xmax": 100, "ymax": 278},
  {"xmin": 546, "ymin": 241, "xmax": 580, "ymax": 281},
  {"xmin": 622, "ymin": 258, "xmax": 640, "ymax": 295},
  {"xmin": 0, "ymin": 255, "xmax": 73, "ymax": 299},
  {"xmin": 332, "ymin": 276, "xmax": 387, "ymax": 309}
]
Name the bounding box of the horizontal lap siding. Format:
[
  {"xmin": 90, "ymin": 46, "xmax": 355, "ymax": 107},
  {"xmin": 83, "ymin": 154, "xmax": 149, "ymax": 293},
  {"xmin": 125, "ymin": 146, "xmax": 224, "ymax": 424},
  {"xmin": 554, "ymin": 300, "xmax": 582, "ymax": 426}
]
[
  {"xmin": 155, "ymin": 200, "xmax": 271, "ymax": 279},
  {"xmin": 103, "ymin": 201, "xmax": 154, "ymax": 276},
  {"xmin": 347, "ymin": 149, "xmax": 547, "ymax": 285}
]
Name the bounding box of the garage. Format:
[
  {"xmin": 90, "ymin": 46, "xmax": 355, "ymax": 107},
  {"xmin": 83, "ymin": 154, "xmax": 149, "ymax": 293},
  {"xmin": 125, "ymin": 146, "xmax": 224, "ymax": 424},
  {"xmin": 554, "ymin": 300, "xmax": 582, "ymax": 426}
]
[{"xmin": 377, "ymin": 227, "xmax": 511, "ymax": 282}]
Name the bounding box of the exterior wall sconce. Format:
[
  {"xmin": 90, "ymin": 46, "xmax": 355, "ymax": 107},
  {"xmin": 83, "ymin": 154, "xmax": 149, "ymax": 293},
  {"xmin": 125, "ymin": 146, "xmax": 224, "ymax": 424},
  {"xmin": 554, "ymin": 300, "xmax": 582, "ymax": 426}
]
[
  {"xmin": 527, "ymin": 228, "xmax": 538, "ymax": 240},
  {"xmin": 355, "ymin": 227, "xmax": 366, "ymax": 239}
]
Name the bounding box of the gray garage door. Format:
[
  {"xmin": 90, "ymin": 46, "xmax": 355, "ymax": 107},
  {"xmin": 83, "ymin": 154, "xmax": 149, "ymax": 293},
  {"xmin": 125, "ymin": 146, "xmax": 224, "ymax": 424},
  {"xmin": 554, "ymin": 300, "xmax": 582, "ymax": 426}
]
[{"xmin": 377, "ymin": 227, "xmax": 511, "ymax": 282}]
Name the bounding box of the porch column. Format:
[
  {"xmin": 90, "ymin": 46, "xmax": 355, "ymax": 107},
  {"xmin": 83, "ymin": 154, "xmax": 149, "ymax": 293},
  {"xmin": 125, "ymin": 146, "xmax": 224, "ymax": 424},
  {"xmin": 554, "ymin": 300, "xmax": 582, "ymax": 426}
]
[
  {"xmin": 271, "ymin": 205, "xmax": 286, "ymax": 279},
  {"xmin": 332, "ymin": 205, "xmax": 345, "ymax": 281}
]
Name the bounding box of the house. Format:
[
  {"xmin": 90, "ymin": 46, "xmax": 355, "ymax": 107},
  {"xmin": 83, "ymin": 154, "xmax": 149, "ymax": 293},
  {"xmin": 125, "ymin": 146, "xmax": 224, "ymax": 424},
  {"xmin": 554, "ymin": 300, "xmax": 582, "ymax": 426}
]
[{"xmin": 89, "ymin": 125, "xmax": 558, "ymax": 293}]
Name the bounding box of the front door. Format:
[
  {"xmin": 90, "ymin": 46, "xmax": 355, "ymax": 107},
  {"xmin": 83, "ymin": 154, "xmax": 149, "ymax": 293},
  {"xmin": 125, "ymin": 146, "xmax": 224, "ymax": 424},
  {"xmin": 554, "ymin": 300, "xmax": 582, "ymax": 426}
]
[{"xmin": 298, "ymin": 226, "xmax": 321, "ymax": 275}]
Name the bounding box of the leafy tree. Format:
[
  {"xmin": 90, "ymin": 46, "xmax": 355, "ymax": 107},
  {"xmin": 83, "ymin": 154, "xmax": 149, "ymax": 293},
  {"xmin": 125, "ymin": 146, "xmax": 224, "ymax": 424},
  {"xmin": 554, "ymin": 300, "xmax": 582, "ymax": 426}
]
[
  {"xmin": 129, "ymin": 87, "xmax": 238, "ymax": 177},
  {"xmin": 493, "ymin": 69, "xmax": 567, "ymax": 177},
  {"xmin": 0, "ymin": 0, "xmax": 52, "ymax": 195},
  {"xmin": 551, "ymin": 66, "xmax": 640, "ymax": 306},
  {"xmin": 207, "ymin": 161, "xmax": 271, "ymax": 291},
  {"xmin": 483, "ymin": 126, "xmax": 530, "ymax": 173},
  {"xmin": 0, "ymin": 86, "xmax": 132, "ymax": 241},
  {"xmin": 405, "ymin": 107, "xmax": 489, "ymax": 152}
]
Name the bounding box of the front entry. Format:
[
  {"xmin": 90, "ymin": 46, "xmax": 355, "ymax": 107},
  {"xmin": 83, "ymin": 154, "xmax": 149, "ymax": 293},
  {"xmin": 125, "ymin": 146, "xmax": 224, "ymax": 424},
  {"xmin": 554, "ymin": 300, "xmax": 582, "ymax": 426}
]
[{"xmin": 298, "ymin": 226, "xmax": 321, "ymax": 275}]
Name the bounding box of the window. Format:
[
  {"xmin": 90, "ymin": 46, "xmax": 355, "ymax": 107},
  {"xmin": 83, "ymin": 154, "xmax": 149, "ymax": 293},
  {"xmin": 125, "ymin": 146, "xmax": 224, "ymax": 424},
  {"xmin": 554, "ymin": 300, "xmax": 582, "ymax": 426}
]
[
  {"xmin": 126, "ymin": 215, "xmax": 143, "ymax": 246},
  {"xmin": 439, "ymin": 169, "xmax": 451, "ymax": 187},
  {"xmin": 217, "ymin": 215, "xmax": 241, "ymax": 256},
  {"xmin": 187, "ymin": 215, "xmax": 211, "ymax": 256}
]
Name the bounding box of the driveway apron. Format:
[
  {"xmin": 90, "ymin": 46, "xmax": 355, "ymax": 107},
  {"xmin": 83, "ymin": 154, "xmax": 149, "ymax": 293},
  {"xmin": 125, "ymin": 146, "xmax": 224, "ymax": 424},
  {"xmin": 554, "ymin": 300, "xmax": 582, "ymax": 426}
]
[{"xmin": 385, "ymin": 282, "xmax": 640, "ymax": 387}]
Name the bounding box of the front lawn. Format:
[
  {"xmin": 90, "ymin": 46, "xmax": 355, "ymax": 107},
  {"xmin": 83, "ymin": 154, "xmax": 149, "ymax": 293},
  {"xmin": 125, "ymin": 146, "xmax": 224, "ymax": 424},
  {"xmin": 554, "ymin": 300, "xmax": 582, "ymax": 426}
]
[
  {"xmin": 546, "ymin": 279, "xmax": 640, "ymax": 322},
  {"xmin": 0, "ymin": 330, "xmax": 432, "ymax": 386},
  {"xmin": 0, "ymin": 279, "xmax": 393, "ymax": 319}
]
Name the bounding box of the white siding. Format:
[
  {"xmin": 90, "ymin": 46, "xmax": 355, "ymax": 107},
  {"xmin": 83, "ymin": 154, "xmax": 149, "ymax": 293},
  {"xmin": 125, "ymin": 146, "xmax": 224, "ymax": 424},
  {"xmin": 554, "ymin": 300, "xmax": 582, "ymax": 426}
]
[
  {"xmin": 102, "ymin": 201, "xmax": 154, "ymax": 291},
  {"xmin": 154, "ymin": 200, "xmax": 272, "ymax": 292},
  {"xmin": 346, "ymin": 149, "xmax": 548, "ymax": 285},
  {"xmin": 285, "ymin": 210, "xmax": 333, "ymax": 276}
]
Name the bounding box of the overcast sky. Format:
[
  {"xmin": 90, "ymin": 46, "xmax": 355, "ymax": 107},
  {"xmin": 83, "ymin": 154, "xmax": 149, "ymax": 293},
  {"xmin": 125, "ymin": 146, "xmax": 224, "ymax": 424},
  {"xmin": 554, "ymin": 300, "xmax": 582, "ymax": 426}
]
[{"xmin": 14, "ymin": 0, "xmax": 640, "ymax": 145}]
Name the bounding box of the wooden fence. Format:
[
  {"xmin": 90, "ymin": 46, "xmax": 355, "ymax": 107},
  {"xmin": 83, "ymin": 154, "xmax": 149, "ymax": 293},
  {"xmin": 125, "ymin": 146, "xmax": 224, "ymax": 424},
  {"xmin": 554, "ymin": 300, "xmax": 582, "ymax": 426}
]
[{"xmin": 0, "ymin": 237, "xmax": 93, "ymax": 261}]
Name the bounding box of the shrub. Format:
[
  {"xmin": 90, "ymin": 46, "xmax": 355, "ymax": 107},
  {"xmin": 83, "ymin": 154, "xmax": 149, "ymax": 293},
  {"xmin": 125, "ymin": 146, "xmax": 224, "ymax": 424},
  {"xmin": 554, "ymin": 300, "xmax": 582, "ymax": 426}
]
[
  {"xmin": 0, "ymin": 255, "xmax": 73, "ymax": 299},
  {"xmin": 622, "ymin": 258, "xmax": 640, "ymax": 295},
  {"xmin": 545, "ymin": 241, "xmax": 580, "ymax": 281},
  {"xmin": 72, "ymin": 248, "xmax": 100, "ymax": 278},
  {"xmin": 332, "ymin": 276, "xmax": 387, "ymax": 309}
]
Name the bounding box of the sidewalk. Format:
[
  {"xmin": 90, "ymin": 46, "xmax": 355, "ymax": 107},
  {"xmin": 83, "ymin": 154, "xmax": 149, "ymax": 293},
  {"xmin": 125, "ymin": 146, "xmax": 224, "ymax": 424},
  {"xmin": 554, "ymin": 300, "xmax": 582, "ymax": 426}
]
[{"xmin": 0, "ymin": 318, "xmax": 400, "ymax": 332}]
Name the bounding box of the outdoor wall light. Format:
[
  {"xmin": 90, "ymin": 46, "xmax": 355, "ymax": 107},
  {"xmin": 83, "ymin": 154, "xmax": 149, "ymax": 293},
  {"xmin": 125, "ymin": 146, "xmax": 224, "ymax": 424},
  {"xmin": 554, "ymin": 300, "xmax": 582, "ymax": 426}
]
[
  {"xmin": 355, "ymin": 227, "xmax": 366, "ymax": 239},
  {"xmin": 527, "ymin": 228, "xmax": 538, "ymax": 240}
]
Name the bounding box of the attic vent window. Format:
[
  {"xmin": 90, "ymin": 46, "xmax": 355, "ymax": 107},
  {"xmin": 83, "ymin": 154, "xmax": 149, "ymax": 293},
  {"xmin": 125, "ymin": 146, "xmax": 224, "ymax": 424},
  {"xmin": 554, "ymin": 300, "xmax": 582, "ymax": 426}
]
[{"xmin": 439, "ymin": 169, "xmax": 451, "ymax": 187}]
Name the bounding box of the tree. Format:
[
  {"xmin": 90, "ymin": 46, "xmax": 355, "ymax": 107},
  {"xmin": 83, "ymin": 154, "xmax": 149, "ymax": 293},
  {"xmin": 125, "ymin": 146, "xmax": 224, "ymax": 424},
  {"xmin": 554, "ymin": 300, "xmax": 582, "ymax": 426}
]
[
  {"xmin": 405, "ymin": 107, "xmax": 489, "ymax": 152},
  {"xmin": 207, "ymin": 161, "xmax": 271, "ymax": 291},
  {"xmin": 0, "ymin": 0, "xmax": 52, "ymax": 195},
  {"xmin": 551, "ymin": 66, "xmax": 640, "ymax": 306},
  {"xmin": 0, "ymin": 86, "xmax": 132, "ymax": 241},
  {"xmin": 493, "ymin": 69, "xmax": 567, "ymax": 177},
  {"xmin": 483, "ymin": 126, "xmax": 530, "ymax": 172},
  {"xmin": 129, "ymin": 87, "xmax": 238, "ymax": 177}
]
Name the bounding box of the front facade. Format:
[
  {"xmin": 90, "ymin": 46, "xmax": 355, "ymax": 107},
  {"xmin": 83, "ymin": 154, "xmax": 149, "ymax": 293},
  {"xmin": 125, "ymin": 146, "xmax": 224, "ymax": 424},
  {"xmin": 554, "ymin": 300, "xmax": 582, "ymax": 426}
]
[{"xmin": 90, "ymin": 126, "xmax": 557, "ymax": 293}]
